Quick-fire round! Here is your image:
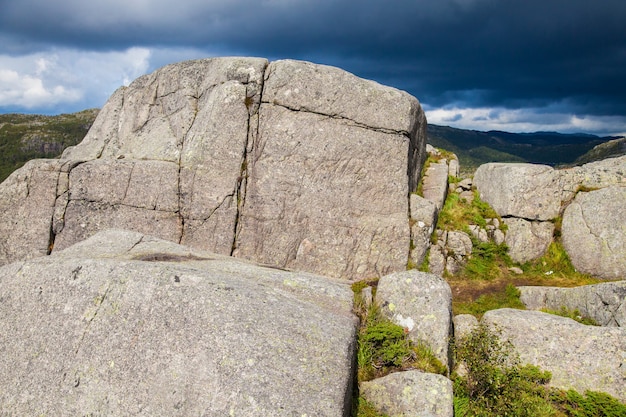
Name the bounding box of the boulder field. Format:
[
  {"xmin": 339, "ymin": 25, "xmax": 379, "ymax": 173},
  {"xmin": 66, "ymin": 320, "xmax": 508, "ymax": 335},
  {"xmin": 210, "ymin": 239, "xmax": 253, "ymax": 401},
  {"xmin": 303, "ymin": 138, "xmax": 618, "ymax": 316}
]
[{"xmin": 0, "ymin": 57, "xmax": 624, "ymax": 415}]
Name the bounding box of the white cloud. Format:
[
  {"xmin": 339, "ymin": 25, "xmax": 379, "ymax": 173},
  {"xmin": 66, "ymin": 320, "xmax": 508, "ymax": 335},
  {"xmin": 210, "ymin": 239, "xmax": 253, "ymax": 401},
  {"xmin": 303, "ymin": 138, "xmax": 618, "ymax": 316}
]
[
  {"xmin": 0, "ymin": 47, "xmax": 152, "ymax": 112},
  {"xmin": 425, "ymin": 106, "xmax": 626, "ymax": 137}
]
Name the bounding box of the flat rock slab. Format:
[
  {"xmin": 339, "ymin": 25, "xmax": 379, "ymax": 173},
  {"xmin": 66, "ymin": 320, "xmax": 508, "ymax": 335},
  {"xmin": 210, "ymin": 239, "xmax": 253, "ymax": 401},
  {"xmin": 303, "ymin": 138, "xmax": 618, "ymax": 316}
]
[
  {"xmin": 0, "ymin": 230, "xmax": 357, "ymax": 416},
  {"xmin": 482, "ymin": 308, "xmax": 626, "ymax": 402}
]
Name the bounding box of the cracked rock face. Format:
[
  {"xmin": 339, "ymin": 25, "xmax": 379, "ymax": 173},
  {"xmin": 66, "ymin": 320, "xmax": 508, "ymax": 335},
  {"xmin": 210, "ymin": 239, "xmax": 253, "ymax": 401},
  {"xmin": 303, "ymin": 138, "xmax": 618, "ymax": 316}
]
[
  {"xmin": 0, "ymin": 57, "xmax": 427, "ymax": 280},
  {"xmin": 562, "ymin": 185, "xmax": 626, "ymax": 280}
]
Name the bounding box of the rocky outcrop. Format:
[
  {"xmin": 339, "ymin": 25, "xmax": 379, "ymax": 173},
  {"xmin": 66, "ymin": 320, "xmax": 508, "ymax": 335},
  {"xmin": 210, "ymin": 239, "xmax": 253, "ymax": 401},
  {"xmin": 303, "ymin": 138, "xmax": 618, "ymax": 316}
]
[
  {"xmin": 0, "ymin": 57, "xmax": 428, "ymax": 280},
  {"xmin": 473, "ymin": 156, "xmax": 626, "ymax": 275},
  {"xmin": 360, "ymin": 371, "xmax": 454, "ymax": 417},
  {"xmin": 376, "ymin": 270, "xmax": 453, "ymax": 369},
  {"xmin": 0, "ymin": 229, "xmax": 357, "ymax": 416},
  {"xmin": 519, "ymin": 281, "xmax": 626, "ymax": 327},
  {"xmin": 482, "ymin": 309, "xmax": 626, "ymax": 402},
  {"xmin": 562, "ymin": 186, "xmax": 626, "ymax": 280}
]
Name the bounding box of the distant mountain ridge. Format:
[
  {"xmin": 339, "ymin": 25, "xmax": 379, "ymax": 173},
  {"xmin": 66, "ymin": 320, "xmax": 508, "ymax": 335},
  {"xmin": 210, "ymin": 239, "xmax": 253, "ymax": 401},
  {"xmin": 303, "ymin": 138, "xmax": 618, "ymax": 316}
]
[
  {"xmin": 0, "ymin": 109, "xmax": 623, "ymax": 183},
  {"xmin": 427, "ymin": 124, "xmax": 625, "ymax": 174}
]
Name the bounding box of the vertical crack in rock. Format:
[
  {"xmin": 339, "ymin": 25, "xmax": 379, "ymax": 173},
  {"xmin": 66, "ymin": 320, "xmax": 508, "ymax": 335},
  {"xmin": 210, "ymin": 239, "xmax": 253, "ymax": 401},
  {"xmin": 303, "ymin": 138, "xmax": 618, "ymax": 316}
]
[
  {"xmin": 175, "ymin": 92, "xmax": 200, "ymax": 244},
  {"xmin": 230, "ymin": 66, "xmax": 267, "ymax": 255}
]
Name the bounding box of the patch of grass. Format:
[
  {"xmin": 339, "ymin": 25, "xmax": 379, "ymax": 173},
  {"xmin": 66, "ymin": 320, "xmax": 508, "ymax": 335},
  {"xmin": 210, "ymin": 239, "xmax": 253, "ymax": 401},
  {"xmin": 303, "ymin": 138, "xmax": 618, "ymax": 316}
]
[
  {"xmin": 462, "ymin": 240, "xmax": 512, "ymax": 281},
  {"xmin": 541, "ymin": 306, "xmax": 599, "ymax": 326},
  {"xmin": 453, "ymin": 284, "xmax": 525, "ymax": 318},
  {"xmin": 436, "ymin": 191, "xmax": 500, "ymax": 234},
  {"xmin": 550, "ymin": 389, "xmax": 626, "ymax": 416},
  {"xmin": 521, "ymin": 242, "xmax": 599, "ymax": 286}
]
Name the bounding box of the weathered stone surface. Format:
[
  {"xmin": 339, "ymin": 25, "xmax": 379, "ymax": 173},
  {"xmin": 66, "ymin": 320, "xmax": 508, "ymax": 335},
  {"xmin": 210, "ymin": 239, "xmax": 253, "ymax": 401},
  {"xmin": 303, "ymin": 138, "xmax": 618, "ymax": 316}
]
[
  {"xmin": 428, "ymin": 245, "xmax": 446, "ymax": 276},
  {"xmin": 0, "ymin": 230, "xmax": 357, "ymax": 416},
  {"xmin": 562, "ymin": 186, "xmax": 626, "ymax": 280},
  {"xmin": 448, "ymin": 158, "xmax": 460, "ymax": 179},
  {"xmin": 482, "ymin": 309, "xmax": 626, "ymax": 402},
  {"xmin": 453, "ymin": 314, "xmax": 479, "ymax": 340},
  {"xmin": 519, "ymin": 281, "xmax": 626, "ymax": 327},
  {"xmin": 421, "ymin": 160, "xmax": 449, "ymax": 210},
  {"xmin": 503, "ymin": 218, "xmax": 554, "ymax": 263},
  {"xmin": 0, "ymin": 57, "xmax": 428, "ymax": 280},
  {"xmin": 410, "ymin": 194, "xmax": 438, "ymax": 267},
  {"xmin": 473, "ymin": 163, "xmax": 562, "ymax": 221},
  {"xmin": 360, "ymin": 371, "xmax": 453, "ymax": 417},
  {"xmin": 0, "ymin": 159, "xmax": 63, "ymax": 264},
  {"xmin": 561, "ymin": 155, "xmax": 626, "ymax": 191},
  {"xmin": 376, "ymin": 270, "xmax": 453, "ymax": 369},
  {"xmin": 234, "ymin": 102, "xmax": 412, "ymax": 279}
]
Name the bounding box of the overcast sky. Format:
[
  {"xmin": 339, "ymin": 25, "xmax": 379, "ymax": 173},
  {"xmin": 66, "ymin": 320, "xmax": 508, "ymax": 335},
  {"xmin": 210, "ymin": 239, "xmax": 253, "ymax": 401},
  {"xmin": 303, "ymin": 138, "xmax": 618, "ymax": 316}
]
[{"xmin": 1, "ymin": 0, "xmax": 625, "ymax": 136}]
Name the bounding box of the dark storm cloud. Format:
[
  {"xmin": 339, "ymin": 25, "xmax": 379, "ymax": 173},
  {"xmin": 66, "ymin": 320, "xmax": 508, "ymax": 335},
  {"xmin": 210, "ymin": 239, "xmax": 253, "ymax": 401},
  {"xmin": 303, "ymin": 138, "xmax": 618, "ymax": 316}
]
[{"xmin": 1, "ymin": 0, "xmax": 625, "ymax": 132}]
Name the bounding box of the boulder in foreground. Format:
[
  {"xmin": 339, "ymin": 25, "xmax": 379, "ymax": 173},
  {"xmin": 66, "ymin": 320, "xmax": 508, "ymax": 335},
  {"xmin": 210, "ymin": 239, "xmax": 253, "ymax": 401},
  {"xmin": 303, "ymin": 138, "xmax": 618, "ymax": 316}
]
[{"xmin": 0, "ymin": 229, "xmax": 357, "ymax": 416}]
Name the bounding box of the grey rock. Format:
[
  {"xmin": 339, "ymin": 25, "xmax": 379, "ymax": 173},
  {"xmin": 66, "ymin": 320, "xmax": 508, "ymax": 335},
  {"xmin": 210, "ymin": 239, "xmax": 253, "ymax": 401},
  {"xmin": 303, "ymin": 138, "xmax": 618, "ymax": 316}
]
[
  {"xmin": 445, "ymin": 256, "xmax": 463, "ymax": 276},
  {"xmin": 503, "ymin": 218, "xmax": 554, "ymax": 263},
  {"xmin": 448, "ymin": 158, "xmax": 460, "ymax": 179},
  {"xmin": 410, "ymin": 194, "xmax": 438, "ymax": 267},
  {"xmin": 508, "ymin": 266, "xmax": 524, "ymax": 275},
  {"xmin": 457, "ymin": 178, "xmax": 472, "ymax": 191},
  {"xmin": 376, "ymin": 270, "xmax": 453, "ymax": 369},
  {"xmin": 459, "ymin": 190, "xmax": 474, "ymax": 202},
  {"xmin": 519, "ymin": 281, "xmax": 626, "ymax": 327},
  {"xmin": 428, "ymin": 245, "xmax": 446, "ymax": 276},
  {"xmin": 473, "ymin": 163, "xmax": 562, "ymax": 221},
  {"xmin": 0, "ymin": 230, "xmax": 357, "ymax": 416},
  {"xmin": 0, "ymin": 159, "xmax": 63, "ymax": 264},
  {"xmin": 469, "ymin": 225, "xmax": 489, "ymax": 243},
  {"xmin": 453, "ymin": 314, "xmax": 479, "ymax": 341},
  {"xmin": 446, "ymin": 231, "xmax": 472, "ymax": 258},
  {"xmin": 422, "ymin": 160, "xmax": 449, "ymax": 210},
  {"xmin": 562, "ymin": 186, "xmax": 626, "ymax": 280},
  {"xmin": 360, "ymin": 370, "xmax": 453, "ymax": 417},
  {"xmin": 0, "ymin": 57, "xmax": 428, "ymax": 280},
  {"xmin": 561, "ymin": 155, "xmax": 626, "ymax": 191},
  {"xmin": 482, "ymin": 308, "xmax": 626, "ymax": 402},
  {"xmin": 492, "ymin": 229, "xmax": 506, "ymax": 246}
]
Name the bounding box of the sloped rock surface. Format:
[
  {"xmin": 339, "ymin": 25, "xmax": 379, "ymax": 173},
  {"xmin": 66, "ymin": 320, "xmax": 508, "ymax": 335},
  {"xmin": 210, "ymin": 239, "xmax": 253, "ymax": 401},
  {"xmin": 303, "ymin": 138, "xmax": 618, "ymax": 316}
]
[
  {"xmin": 519, "ymin": 281, "xmax": 626, "ymax": 327},
  {"xmin": 0, "ymin": 230, "xmax": 357, "ymax": 416},
  {"xmin": 376, "ymin": 270, "xmax": 453, "ymax": 369},
  {"xmin": 360, "ymin": 370, "xmax": 453, "ymax": 417},
  {"xmin": 409, "ymin": 194, "xmax": 438, "ymax": 267},
  {"xmin": 482, "ymin": 308, "xmax": 626, "ymax": 402},
  {"xmin": 562, "ymin": 186, "xmax": 626, "ymax": 280},
  {"xmin": 0, "ymin": 57, "xmax": 428, "ymax": 280}
]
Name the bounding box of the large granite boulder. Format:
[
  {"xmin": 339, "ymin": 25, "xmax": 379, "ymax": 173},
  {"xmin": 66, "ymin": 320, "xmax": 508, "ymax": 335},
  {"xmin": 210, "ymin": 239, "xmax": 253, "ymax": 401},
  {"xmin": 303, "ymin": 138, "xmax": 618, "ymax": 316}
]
[
  {"xmin": 0, "ymin": 229, "xmax": 357, "ymax": 416},
  {"xmin": 519, "ymin": 281, "xmax": 626, "ymax": 327},
  {"xmin": 376, "ymin": 270, "xmax": 453, "ymax": 369},
  {"xmin": 0, "ymin": 57, "xmax": 428, "ymax": 280},
  {"xmin": 482, "ymin": 309, "xmax": 626, "ymax": 402},
  {"xmin": 360, "ymin": 370, "xmax": 454, "ymax": 417},
  {"xmin": 561, "ymin": 186, "xmax": 626, "ymax": 280},
  {"xmin": 473, "ymin": 163, "xmax": 562, "ymax": 221}
]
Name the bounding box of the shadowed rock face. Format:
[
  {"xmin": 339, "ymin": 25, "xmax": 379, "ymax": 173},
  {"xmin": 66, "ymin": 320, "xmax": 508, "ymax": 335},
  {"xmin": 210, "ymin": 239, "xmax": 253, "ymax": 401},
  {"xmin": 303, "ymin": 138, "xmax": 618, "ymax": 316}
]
[
  {"xmin": 0, "ymin": 57, "xmax": 427, "ymax": 280},
  {"xmin": 0, "ymin": 229, "xmax": 357, "ymax": 416}
]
